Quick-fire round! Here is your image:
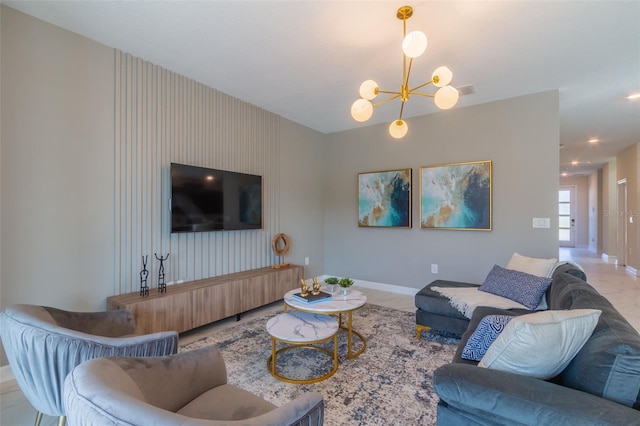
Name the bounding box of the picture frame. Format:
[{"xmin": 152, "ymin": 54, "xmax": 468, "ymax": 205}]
[
  {"xmin": 419, "ymin": 160, "xmax": 492, "ymax": 230},
  {"xmin": 358, "ymin": 168, "xmax": 412, "ymax": 228}
]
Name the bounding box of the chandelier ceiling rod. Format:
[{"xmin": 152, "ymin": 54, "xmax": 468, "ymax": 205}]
[{"xmin": 350, "ymin": 5, "xmax": 460, "ymax": 139}]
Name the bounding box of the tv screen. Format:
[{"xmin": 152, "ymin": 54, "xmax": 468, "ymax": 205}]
[{"xmin": 170, "ymin": 163, "xmax": 262, "ymax": 233}]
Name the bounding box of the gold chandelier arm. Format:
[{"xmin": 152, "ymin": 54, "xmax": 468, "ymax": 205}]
[
  {"xmin": 403, "ymin": 58, "xmax": 414, "ymax": 93},
  {"xmin": 408, "ymin": 92, "xmax": 435, "ymax": 98},
  {"xmin": 409, "ymin": 80, "xmax": 435, "ymax": 93},
  {"xmin": 398, "ymin": 100, "xmax": 406, "ymax": 120},
  {"xmin": 377, "ymin": 89, "xmax": 402, "ymax": 95},
  {"xmin": 372, "ymin": 94, "xmax": 402, "ymax": 108},
  {"xmin": 402, "ymin": 12, "xmax": 408, "ymax": 86}
]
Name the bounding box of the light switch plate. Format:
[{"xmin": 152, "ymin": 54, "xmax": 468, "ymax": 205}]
[{"xmin": 532, "ymin": 218, "xmax": 551, "ymax": 228}]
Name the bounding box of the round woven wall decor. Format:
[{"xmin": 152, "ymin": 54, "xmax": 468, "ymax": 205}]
[{"xmin": 271, "ymin": 233, "xmax": 290, "ymax": 257}]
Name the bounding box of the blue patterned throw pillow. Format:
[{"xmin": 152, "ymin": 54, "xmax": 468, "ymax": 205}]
[
  {"xmin": 462, "ymin": 315, "xmax": 514, "ymax": 361},
  {"xmin": 479, "ymin": 265, "xmax": 552, "ymax": 310}
]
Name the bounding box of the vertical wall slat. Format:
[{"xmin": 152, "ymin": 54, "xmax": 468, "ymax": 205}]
[{"xmin": 114, "ymin": 51, "xmax": 279, "ymax": 293}]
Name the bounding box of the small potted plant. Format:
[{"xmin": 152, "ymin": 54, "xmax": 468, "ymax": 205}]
[
  {"xmin": 324, "ymin": 277, "xmax": 339, "ymax": 293},
  {"xmin": 338, "ymin": 277, "xmax": 354, "ymax": 296}
]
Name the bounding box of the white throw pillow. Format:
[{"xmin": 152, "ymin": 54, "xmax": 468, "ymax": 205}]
[
  {"xmin": 507, "ymin": 252, "xmax": 558, "ymax": 278},
  {"xmin": 478, "ymin": 309, "xmax": 601, "ymax": 380}
]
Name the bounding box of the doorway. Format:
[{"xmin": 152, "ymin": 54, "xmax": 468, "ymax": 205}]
[
  {"xmin": 617, "ymin": 179, "xmax": 628, "ymax": 266},
  {"xmin": 559, "ymin": 186, "xmax": 576, "ymax": 247}
]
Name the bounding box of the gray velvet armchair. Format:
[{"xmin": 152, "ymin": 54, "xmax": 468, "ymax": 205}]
[
  {"xmin": 63, "ymin": 345, "xmax": 325, "ymax": 425},
  {"xmin": 0, "ymin": 304, "xmax": 178, "ymax": 426}
]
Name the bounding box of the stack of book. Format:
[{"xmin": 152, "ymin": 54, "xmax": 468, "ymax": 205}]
[{"xmin": 292, "ymin": 291, "xmax": 332, "ymax": 304}]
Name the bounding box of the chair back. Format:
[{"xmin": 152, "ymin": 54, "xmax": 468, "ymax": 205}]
[{"xmin": 0, "ymin": 304, "xmax": 178, "ymax": 417}]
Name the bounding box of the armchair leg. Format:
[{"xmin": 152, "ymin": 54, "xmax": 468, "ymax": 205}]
[{"xmin": 33, "ymin": 413, "xmax": 65, "ymax": 426}]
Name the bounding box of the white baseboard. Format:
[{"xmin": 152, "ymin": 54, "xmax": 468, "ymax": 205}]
[
  {"xmin": 601, "ymin": 253, "xmax": 617, "ymax": 263},
  {"xmin": 317, "ymin": 274, "xmax": 419, "ymax": 296},
  {"xmin": 0, "ymin": 364, "xmax": 15, "ymax": 385},
  {"xmin": 626, "ymin": 265, "xmax": 639, "ymax": 277}
]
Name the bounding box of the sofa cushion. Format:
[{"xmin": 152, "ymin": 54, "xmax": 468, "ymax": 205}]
[
  {"xmin": 506, "ymin": 252, "xmax": 558, "ymax": 277},
  {"xmin": 479, "ymin": 265, "xmax": 552, "ymax": 310},
  {"xmin": 479, "ymin": 309, "xmax": 601, "ymax": 380},
  {"xmin": 461, "ymin": 315, "xmax": 513, "ymax": 361},
  {"xmin": 550, "ymin": 271, "xmax": 640, "ymax": 409}
]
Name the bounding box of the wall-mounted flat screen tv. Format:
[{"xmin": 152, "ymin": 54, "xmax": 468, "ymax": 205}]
[{"xmin": 170, "ymin": 163, "xmax": 262, "ymax": 233}]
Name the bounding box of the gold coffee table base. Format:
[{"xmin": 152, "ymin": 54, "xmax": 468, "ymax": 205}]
[
  {"xmin": 267, "ymin": 335, "xmax": 338, "ymax": 384},
  {"xmin": 337, "ymin": 312, "xmax": 367, "ymax": 359}
]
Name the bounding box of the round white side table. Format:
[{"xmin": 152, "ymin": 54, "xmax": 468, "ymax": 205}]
[{"xmin": 266, "ymin": 311, "xmax": 339, "ymax": 384}]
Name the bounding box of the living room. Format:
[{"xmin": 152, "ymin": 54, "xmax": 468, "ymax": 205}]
[{"xmin": 1, "ymin": 1, "xmax": 639, "ymax": 425}]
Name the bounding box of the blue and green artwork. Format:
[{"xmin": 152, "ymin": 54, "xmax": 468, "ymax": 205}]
[
  {"xmin": 420, "ymin": 161, "xmax": 492, "ymax": 230},
  {"xmin": 358, "ymin": 169, "xmax": 411, "ymax": 227}
]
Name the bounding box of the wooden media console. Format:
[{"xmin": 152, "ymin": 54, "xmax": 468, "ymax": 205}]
[{"xmin": 107, "ymin": 265, "xmax": 303, "ymax": 334}]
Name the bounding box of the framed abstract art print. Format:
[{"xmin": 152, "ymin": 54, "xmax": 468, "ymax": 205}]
[
  {"xmin": 358, "ymin": 168, "xmax": 411, "ymax": 228},
  {"xmin": 420, "ymin": 160, "xmax": 492, "ymax": 230}
]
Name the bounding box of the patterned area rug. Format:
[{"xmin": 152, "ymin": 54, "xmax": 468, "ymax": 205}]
[{"xmin": 181, "ymin": 304, "xmax": 459, "ymax": 425}]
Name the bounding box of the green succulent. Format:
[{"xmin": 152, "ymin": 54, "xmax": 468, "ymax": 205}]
[
  {"xmin": 338, "ymin": 277, "xmax": 354, "ymax": 288},
  {"xmin": 324, "ymin": 277, "xmax": 339, "ymax": 285}
]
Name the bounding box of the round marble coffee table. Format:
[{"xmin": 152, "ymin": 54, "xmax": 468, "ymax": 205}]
[
  {"xmin": 283, "ymin": 287, "xmax": 367, "ymax": 359},
  {"xmin": 266, "ymin": 311, "xmax": 339, "ymax": 384}
]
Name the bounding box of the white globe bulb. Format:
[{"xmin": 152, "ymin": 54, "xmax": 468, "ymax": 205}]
[
  {"xmin": 351, "ymin": 99, "xmax": 374, "ymax": 122},
  {"xmin": 434, "ymin": 86, "xmax": 460, "ymax": 110},
  {"xmin": 389, "ymin": 120, "xmax": 408, "ymax": 139},
  {"xmin": 432, "ymin": 66, "xmax": 453, "ymax": 88},
  {"xmin": 402, "ymin": 31, "xmax": 428, "ymax": 58},
  {"xmin": 359, "ymin": 80, "xmax": 379, "ymax": 100}
]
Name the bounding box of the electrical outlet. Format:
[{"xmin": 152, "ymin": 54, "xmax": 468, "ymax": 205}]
[
  {"xmin": 431, "ymin": 264, "xmax": 438, "ymax": 274},
  {"xmin": 304, "ymin": 257, "xmax": 310, "ymax": 266}
]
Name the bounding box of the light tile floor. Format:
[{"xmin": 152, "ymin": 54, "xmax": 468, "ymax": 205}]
[{"xmin": 1, "ymin": 248, "xmax": 637, "ymax": 425}]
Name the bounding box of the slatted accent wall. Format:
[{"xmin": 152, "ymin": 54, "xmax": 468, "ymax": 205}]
[{"xmin": 114, "ymin": 51, "xmax": 280, "ymax": 295}]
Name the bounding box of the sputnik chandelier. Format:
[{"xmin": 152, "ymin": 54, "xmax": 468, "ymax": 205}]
[{"xmin": 350, "ymin": 5, "xmax": 460, "ymax": 139}]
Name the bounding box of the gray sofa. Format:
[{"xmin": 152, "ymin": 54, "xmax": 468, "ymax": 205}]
[{"xmin": 432, "ymin": 264, "xmax": 640, "ymax": 425}]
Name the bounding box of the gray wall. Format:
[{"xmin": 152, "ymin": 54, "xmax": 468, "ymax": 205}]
[
  {"xmin": 323, "ymin": 91, "xmax": 560, "ymax": 287},
  {"xmin": 279, "ymin": 119, "xmax": 326, "ymax": 278},
  {"xmin": 1, "ymin": 6, "xmax": 115, "ymax": 311}
]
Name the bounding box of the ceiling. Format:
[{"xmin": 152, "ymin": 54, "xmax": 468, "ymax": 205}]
[{"xmin": 4, "ymin": 1, "xmax": 639, "ymax": 176}]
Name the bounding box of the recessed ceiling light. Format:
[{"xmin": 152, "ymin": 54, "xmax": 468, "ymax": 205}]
[
  {"xmin": 561, "ymin": 172, "xmax": 568, "ymax": 177},
  {"xmin": 571, "ymin": 161, "xmax": 579, "ymax": 165},
  {"xmin": 627, "ymin": 93, "xmax": 640, "ymax": 100},
  {"xmin": 588, "ymin": 138, "xmax": 599, "ymax": 143}
]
